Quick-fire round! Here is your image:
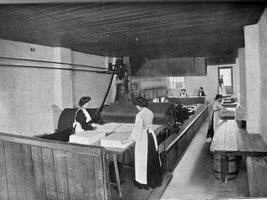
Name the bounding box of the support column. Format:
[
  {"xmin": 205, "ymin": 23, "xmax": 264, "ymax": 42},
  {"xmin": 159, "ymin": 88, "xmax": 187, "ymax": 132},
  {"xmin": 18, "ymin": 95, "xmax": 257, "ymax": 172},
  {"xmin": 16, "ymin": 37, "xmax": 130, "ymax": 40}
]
[
  {"xmin": 235, "ymin": 57, "xmax": 240, "ymax": 101},
  {"xmin": 236, "ymin": 48, "xmax": 246, "ymax": 122},
  {"xmin": 259, "ymin": 9, "xmax": 267, "ymax": 143},
  {"xmin": 53, "ymin": 47, "xmax": 73, "ymax": 130},
  {"xmin": 53, "ymin": 47, "xmax": 73, "ymax": 109},
  {"xmin": 244, "ymin": 24, "xmax": 261, "ymax": 134}
]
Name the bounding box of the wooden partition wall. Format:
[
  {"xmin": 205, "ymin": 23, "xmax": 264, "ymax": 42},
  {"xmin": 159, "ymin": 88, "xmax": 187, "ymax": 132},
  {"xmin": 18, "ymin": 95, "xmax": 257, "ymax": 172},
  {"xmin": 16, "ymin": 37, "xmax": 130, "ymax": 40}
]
[
  {"xmin": 167, "ymin": 97, "xmax": 206, "ymax": 105},
  {"xmin": 161, "ymin": 103, "xmax": 209, "ymax": 172},
  {"xmin": 0, "ymin": 102, "xmax": 209, "ymax": 200},
  {"xmin": 0, "ymin": 132, "xmax": 109, "ymax": 200}
]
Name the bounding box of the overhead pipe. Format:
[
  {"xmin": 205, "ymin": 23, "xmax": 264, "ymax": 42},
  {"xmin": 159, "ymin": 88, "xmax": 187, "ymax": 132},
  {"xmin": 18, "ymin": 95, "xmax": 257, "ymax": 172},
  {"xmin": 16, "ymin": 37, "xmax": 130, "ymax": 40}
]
[
  {"xmin": 0, "ymin": 56, "xmax": 106, "ymax": 70},
  {"xmin": 0, "ymin": 63, "xmax": 113, "ymax": 74}
]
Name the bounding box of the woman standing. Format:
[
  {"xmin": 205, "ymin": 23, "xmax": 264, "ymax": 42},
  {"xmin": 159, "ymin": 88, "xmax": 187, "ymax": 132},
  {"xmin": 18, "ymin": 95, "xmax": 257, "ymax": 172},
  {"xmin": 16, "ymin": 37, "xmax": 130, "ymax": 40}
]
[
  {"xmin": 126, "ymin": 96, "xmax": 162, "ymax": 189},
  {"xmin": 218, "ymin": 75, "xmax": 227, "ymax": 96},
  {"xmin": 207, "ymin": 94, "xmax": 225, "ymax": 139},
  {"xmin": 73, "ymin": 96, "xmax": 94, "ymax": 134}
]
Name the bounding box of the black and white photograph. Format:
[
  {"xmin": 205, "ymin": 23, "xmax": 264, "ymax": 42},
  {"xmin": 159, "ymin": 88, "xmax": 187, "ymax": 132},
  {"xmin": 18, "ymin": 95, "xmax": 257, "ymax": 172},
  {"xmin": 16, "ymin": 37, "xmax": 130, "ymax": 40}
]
[{"xmin": 0, "ymin": 0, "xmax": 267, "ymax": 199}]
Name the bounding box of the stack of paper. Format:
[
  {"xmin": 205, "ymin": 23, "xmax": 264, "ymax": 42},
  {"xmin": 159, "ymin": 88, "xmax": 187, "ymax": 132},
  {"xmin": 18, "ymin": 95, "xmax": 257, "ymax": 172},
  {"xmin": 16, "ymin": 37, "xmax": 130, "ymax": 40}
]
[
  {"xmin": 95, "ymin": 122, "xmax": 122, "ymax": 133},
  {"xmin": 113, "ymin": 123, "xmax": 135, "ymax": 133},
  {"xmin": 69, "ymin": 130, "xmax": 106, "ymax": 145},
  {"xmin": 100, "ymin": 131, "xmax": 132, "ymax": 148}
]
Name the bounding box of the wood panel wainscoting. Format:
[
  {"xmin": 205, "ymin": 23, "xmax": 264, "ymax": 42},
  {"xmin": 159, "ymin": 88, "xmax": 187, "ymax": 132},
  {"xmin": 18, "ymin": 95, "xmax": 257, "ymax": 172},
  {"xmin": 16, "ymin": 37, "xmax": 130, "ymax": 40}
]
[{"xmin": 0, "ymin": 132, "xmax": 110, "ymax": 200}]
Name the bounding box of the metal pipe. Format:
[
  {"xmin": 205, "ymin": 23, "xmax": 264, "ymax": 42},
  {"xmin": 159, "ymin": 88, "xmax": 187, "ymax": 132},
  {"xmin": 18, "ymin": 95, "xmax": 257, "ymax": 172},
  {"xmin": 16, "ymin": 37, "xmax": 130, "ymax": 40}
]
[
  {"xmin": 0, "ymin": 63, "xmax": 112, "ymax": 74},
  {"xmin": 0, "ymin": 56, "xmax": 107, "ymax": 70}
]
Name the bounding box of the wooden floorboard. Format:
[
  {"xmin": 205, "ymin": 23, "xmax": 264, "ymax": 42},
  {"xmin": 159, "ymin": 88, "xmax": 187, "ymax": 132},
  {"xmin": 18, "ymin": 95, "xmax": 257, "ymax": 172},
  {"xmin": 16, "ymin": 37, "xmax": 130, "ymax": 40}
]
[
  {"xmin": 42, "ymin": 148, "xmax": 57, "ymax": 200},
  {"xmin": 110, "ymin": 166, "xmax": 153, "ymax": 200},
  {"xmin": 0, "ymin": 141, "xmax": 8, "ymax": 200},
  {"xmin": 13, "ymin": 143, "xmax": 27, "ymax": 200},
  {"xmin": 246, "ymin": 156, "xmax": 260, "ymax": 197},
  {"xmin": 53, "ymin": 150, "xmax": 70, "ymax": 200}
]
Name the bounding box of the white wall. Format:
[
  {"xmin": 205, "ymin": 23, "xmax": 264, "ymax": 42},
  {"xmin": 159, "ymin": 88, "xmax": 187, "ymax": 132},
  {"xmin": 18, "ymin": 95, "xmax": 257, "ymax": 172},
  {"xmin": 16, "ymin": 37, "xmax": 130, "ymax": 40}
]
[
  {"xmin": 236, "ymin": 48, "xmax": 246, "ymax": 121},
  {"xmin": 72, "ymin": 51, "xmax": 116, "ymax": 108},
  {"xmin": 245, "ymin": 24, "xmax": 261, "ymax": 134},
  {"xmin": 184, "ymin": 64, "xmax": 236, "ymax": 104},
  {"xmin": 243, "ymin": 7, "xmax": 267, "ymax": 142},
  {"xmin": 130, "ymin": 63, "xmax": 236, "ymax": 104},
  {"xmin": 0, "ymin": 40, "xmax": 62, "ymax": 135},
  {"xmin": 0, "ymin": 39, "xmax": 115, "ymax": 136}
]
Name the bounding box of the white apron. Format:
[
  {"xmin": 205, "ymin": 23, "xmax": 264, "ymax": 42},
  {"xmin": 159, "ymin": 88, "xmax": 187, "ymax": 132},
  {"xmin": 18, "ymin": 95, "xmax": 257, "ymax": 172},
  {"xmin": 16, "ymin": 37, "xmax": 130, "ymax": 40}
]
[
  {"xmin": 73, "ymin": 108, "xmax": 91, "ymax": 134},
  {"xmin": 130, "ymin": 107, "xmax": 157, "ymax": 184},
  {"xmin": 218, "ymin": 83, "xmax": 227, "ymax": 96}
]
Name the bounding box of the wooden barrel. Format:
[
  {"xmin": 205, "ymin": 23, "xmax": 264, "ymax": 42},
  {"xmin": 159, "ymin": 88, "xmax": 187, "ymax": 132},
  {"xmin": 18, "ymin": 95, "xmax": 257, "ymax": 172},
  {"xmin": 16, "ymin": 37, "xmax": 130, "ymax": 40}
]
[{"xmin": 213, "ymin": 155, "xmax": 239, "ymax": 181}]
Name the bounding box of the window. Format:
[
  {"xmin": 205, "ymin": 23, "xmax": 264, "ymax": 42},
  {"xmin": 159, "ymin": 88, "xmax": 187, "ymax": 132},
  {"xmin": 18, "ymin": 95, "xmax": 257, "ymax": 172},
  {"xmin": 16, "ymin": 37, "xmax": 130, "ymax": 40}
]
[{"xmin": 169, "ymin": 77, "xmax": 185, "ymax": 89}]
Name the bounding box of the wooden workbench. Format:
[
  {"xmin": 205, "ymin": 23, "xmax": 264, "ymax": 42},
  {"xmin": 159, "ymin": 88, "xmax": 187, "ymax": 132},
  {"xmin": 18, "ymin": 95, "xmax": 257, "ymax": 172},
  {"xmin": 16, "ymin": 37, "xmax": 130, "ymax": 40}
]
[{"xmin": 210, "ymin": 116, "xmax": 267, "ymax": 182}]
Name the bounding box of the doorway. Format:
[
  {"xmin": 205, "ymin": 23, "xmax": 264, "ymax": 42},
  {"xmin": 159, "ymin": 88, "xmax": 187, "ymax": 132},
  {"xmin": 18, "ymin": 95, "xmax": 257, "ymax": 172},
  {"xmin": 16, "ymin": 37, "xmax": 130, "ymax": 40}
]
[{"xmin": 218, "ymin": 66, "xmax": 233, "ymax": 95}]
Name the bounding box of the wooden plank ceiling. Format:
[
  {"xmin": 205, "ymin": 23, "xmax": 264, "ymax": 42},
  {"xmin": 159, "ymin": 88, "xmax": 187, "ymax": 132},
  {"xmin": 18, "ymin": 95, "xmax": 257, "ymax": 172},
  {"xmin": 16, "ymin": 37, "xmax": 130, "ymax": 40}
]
[{"xmin": 0, "ymin": 2, "xmax": 265, "ymax": 64}]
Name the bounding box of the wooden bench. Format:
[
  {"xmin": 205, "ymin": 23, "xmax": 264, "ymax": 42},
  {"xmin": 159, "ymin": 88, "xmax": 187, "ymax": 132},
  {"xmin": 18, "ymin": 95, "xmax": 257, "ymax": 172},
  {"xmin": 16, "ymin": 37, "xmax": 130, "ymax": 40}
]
[
  {"xmin": 210, "ymin": 117, "xmax": 267, "ymax": 184},
  {"xmin": 246, "ymin": 156, "xmax": 267, "ymax": 197},
  {"xmin": 238, "ymin": 129, "xmax": 267, "ymax": 197}
]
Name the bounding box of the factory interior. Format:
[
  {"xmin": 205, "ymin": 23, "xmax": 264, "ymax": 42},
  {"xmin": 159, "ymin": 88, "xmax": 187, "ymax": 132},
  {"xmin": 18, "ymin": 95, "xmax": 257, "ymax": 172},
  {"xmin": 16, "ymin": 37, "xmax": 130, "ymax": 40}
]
[{"xmin": 0, "ymin": 1, "xmax": 267, "ymax": 200}]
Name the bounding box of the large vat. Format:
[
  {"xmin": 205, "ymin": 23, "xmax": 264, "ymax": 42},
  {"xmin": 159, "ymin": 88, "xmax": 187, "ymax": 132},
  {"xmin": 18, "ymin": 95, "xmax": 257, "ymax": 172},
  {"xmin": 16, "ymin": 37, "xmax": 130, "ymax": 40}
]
[{"xmin": 100, "ymin": 102, "xmax": 175, "ymax": 125}]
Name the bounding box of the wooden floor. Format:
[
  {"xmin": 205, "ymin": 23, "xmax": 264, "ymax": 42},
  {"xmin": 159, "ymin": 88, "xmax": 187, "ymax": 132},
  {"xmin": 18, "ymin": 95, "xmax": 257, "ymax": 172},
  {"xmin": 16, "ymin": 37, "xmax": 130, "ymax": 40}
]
[
  {"xmin": 110, "ymin": 164, "xmax": 172, "ymax": 200},
  {"xmin": 161, "ymin": 118, "xmax": 250, "ymax": 200},
  {"xmin": 111, "ymin": 118, "xmax": 250, "ymax": 200},
  {"xmin": 110, "ymin": 165, "xmax": 152, "ymax": 200}
]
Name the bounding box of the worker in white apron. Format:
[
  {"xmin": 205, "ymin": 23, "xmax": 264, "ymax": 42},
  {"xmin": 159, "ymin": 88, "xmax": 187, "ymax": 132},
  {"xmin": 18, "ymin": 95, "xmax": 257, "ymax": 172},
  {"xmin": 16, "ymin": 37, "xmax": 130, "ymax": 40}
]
[
  {"xmin": 73, "ymin": 96, "xmax": 94, "ymax": 134},
  {"xmin": 127, "ymin": 96, "xmax": 162, "ymax": 189}
]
